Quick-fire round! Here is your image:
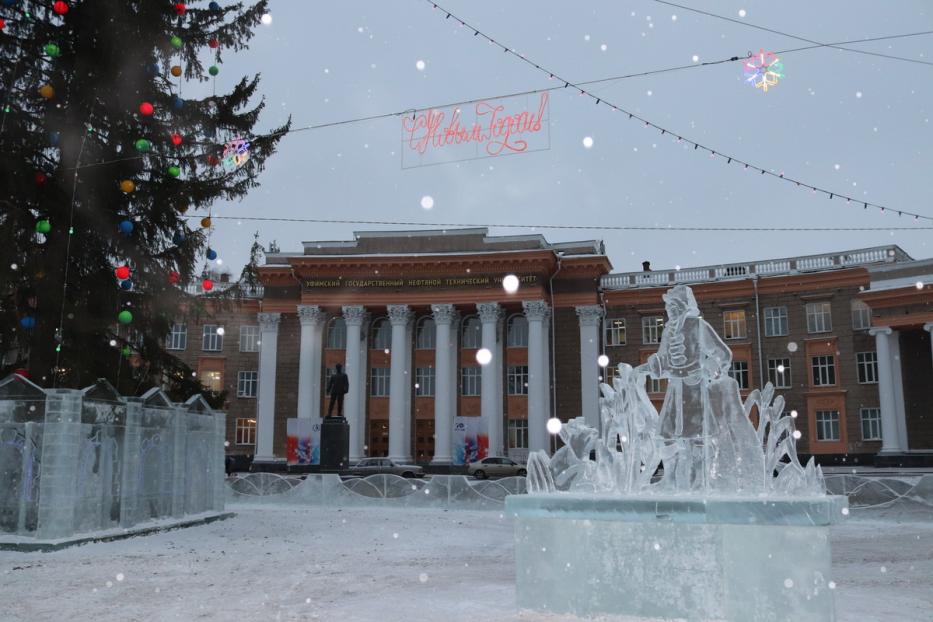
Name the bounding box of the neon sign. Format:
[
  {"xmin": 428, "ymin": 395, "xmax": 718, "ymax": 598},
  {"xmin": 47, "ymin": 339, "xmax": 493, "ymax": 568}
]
[
  {"xmin": 744, "ymin": 49, "xmax": 784, "ymax": 92},
  {"xmin": 402, "ymin": 92, "xmax": 550, "ymax": 167},
  {"xmin": 222, "ymin": 137, "xmax": 250, "ymax": 171}
]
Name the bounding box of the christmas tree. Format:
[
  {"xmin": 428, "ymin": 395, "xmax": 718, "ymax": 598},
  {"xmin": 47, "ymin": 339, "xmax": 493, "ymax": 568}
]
[{"xmin": 0, "ymin": 0, "xmax": 288, "ymax": 399}]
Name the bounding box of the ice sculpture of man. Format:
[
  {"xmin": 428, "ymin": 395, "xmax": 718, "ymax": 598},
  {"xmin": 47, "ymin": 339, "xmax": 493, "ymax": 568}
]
[{"xmin": 637, "ymin": 284, "xmax": 763, "ymax": 492}]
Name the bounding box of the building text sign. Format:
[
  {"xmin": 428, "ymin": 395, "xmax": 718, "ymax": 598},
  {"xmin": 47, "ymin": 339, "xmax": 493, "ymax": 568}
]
[
  {"xmin": 401, "ymin": 93, "xmax": 550, "ymax": 168},
  {"xmin": 303, "ymin": 275, "xmax": 539, "ymax": 289}
]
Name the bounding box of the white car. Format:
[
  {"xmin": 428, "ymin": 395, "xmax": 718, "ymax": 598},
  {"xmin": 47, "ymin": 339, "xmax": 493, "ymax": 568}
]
[
  {"xmin": 467, "ymin": 457, "xmax": 527, "ymax": 479},
  {"xmin": 347, "ymin": 458, "xmax": 424, "ymax": 478}
]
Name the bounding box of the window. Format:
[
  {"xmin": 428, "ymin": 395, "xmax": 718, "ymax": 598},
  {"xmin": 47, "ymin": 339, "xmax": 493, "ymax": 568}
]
[
  {"xmin": 326, "ymin": 317, "xmax": 346, "ymax": 349},
  {"xmin": 236, "ymin": 371, "xmax": 258, "ymax": 398},
  {"xmin": 763, "ymin": 306, "xmax": 788, "ymax": 337},
  {"xmin": 606, "ymin": 318, "xmax": 626, "ymax": 346},
  {"xmin": 767, "ymin": 358, "xmax": 791, "ymax": 389},
  {"xmin": 860, "ymin": 407, "xmax": 882, "ymax": 441},
  {"xmin": 415, "ymin": 367, "xmax": 435, "ymax": 396},
  {"xmin": 415, "ymin": 318, "xmax": 435, "ymax": 349},
  {"xmin": 815, "ymin": 410, "xmax": 840, "ymax": 441},
  {"xmin": 856, "ymin": 351, "xmax": 878, "ymax": 384},
  {"xmin": 235, "ymin": 418, "xmax": 256, "ymax": 445},
  {"xmin": 508, "ymin": 419, "xmax": 528, "ymax": 449},
  {"xmin": 202, "ymin": 325, "xmax": 223, "ymax": 352},
  {"xmin": 851, "ymin": 300, "xmax": 872, "ymax": 331},
  {"xmin": 461, "ymin": 367, "xmax": 482, "ymax": 396},
  {"xmin": 647, "ymin": 377, "xmax": 667, "ymax": 394},
  {"xmin": 371, "ymin": 319, "xmax": 392, "ymax": 350},
  {"xmin": 200, "ymin": 369, "xmax": 223, "ymax": 392},
  {"xmin": 507, "ymin": 365, "xmax": 529, "ymax": 395},
  {"xmin": 166, "ymin": 324, "xmax": 187, "ymax": 350},
  {"xmin": 462, "ymin": 316, "xmax": 482, "ymax": 348},
  {"xmin": 723, "ymin": 310, "xmax": 747, "ymax": 340},
  {"xmin": 811, "ymin": 355, "xmax": 836, "ymax": 386},
  {"xmin": 239, "ymin": 325, "xmax": 260, "ymax": 352},
  {"xmin": 370, "ymin": 368, "xmax": 390, "ymax": 397},
  {"xmin": 642, "ymin": 316, "xmax": 664, "ymax": 344},
  {"xmin": 806, "ymin": 302, "xmax": 832, "ymax": 334},
  {"xmin": 507, "ymin": 316, "xmax": 529, "ymax": 347},
  {"xmin": 728, "ymin": 360, "xmax": 749, "ymax": 389}
]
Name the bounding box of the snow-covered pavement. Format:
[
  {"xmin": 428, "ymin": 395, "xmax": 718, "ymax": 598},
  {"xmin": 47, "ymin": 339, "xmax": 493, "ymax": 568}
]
[{"xmin": 2, "ymin": 504, "xmax": 932, "ymax": 621}]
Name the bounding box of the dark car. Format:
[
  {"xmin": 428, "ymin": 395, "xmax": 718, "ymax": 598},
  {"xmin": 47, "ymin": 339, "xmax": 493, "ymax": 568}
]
[{"xmin": 226, "ymin": 453, "xmax": 253, "ymax": 475}]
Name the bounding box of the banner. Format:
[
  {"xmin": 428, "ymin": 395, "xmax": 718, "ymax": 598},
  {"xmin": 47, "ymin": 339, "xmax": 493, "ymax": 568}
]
[
  {"xmin": 453, "ymin": 416, "xmax": 488, "ymax": 466},
  {"xmin": 286, "ymin": 418, "xmax": 321, "ymax": 465}
]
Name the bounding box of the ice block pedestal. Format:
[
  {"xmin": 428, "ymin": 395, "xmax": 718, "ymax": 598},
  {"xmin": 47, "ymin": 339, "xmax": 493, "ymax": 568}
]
[{"xmin": 506, "ymin": 493, "xmax": 848, "ymax": 621}]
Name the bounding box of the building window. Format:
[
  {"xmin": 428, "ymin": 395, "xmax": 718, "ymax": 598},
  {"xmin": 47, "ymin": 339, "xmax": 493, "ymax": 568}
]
[
  {"xmin": 767, "ymin": 358, "xmax": 791, "ymax": 389},
  {"xmin": 416, "ymin": 317, "xmax": 436, "ymax": 349},
  {"xmin": 728, "ymin": 360, "xmax": 749, "ymax": 389},
  {"xmin": 235, "ymin": 418, "xmax": 256, "ymax": 445},
  {"xmin": 236, "ymin": 371, "xmax": 258, "ymax": 398},
  {"xmin": 811, "ymin": 355, "xmax": 836, "ymax": 386},
  {"xmin": 507, "ymin": 365, "xmax": 529, "ymax": 395},
  {"xmin": 370, "ymin": 367, "xmax": 391, "ymax": 397},
  {"xmin": 851, "ymin": 300, "xmax": 872, "ymax": 331},
  {"xmin": 239, "ymin": 325, "xmax": 260, "ymax": 352},
  {"xmin": 461, "ymin": 366, "xmax": 482, "ymax": 396},
  {"xmin": 642, "ymin": 316, "xmax": 664, "ymax": 344},
  {"xmin": 166, "ymin": 323, "xmax": 187, "ymax": 350},
  {"xmin": 856, "ymin": 351, "xmax": 878, "ymax": 384},
  {"xmin": 815, "ymin": 410, "xmax": 840, "ymax": 442},
  {"xmin": 200, "ymin": 369, "xmax": 223, "ymax": 392},
  {"xmin": 646, "ymin": 377, "xmax": 668, "ymax": 394},
  {"xmin": 860, "ymin": 407, "xmax": 882, "ymax": 441},
  {"xmin": 722, "ymin": 309, "xmax": 747, "ymax": 340},
  {"xmin": 326, "ymin": 317, "xmax": 346, "ymax": 349},
  {"xmin": 202, "ymin": 325, "xmax": 224, "ymax": 352},
  {"xmin": 507, "ymin": 315, "xmax": 529, "ymax": 347},
  {"xmin": 763, "ymin": 306, "xmax": 788, "ymax": 337},
  {"xmin": 806, "ymin": 302, "xmax": 833, "ymax": 334},
  {"xmin": 462, "ymin": 316, "xmax": 482, "ymax": 349},
  {"xmin": 415, "ymin": 367, "xmax": 435, "ymax": 396},
  {"xmin": 370, "ymin": 319, "xmax": 392, "ymax": 350},
  {"xmin": 606, "ymin": 318, "xmax": 626, "ymax": 346},
  {"xmin": 508, "ymin": 419, "xmax": 528, "ymax": 449}
]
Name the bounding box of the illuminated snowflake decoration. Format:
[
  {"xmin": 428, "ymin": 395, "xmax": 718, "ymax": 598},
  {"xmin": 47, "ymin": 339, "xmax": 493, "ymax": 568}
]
[
  {"xmin": 744, "ymin": 49, "xmax": 784, "ymax": 92},
  {"xmin": 222, "ymin": 137, "xmax": 250, "ymax": 171}
]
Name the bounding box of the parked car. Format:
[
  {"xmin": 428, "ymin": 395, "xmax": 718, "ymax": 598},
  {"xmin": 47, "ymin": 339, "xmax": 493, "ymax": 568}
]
[
  {"xmin": 346, "ymin": 457, "xmax": 425, "ymax": 478},
  {"xmin": 468, "ymin": 457, "xmax": 527, "ymax": 479},
  {"xmin": 226, "ymin": 453, "xmax": 253, "ymax": 475}
]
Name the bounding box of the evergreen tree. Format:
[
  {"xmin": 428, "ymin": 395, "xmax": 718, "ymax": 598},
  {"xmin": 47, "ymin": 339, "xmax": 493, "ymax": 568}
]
[{"xmin": 0, "ymin": 0, "xmax": 288, "ymax": 397}]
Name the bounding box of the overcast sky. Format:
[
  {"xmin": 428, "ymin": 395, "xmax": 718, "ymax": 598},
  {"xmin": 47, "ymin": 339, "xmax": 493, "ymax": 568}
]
[{"xmin": 200, "ymin": 0, "xmax": 932, "ymax": 276}]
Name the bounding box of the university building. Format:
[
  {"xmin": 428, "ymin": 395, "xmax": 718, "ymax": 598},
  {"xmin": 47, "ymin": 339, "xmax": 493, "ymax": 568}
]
[{"xmin": 170, "ymin": 230, "xmax": 933, "ymax": 468}]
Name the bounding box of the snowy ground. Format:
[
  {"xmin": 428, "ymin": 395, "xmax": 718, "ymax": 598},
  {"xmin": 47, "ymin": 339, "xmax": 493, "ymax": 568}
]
[{"xmin": 2, "ymin": 504, "xmax": 932, "ymax": 622}]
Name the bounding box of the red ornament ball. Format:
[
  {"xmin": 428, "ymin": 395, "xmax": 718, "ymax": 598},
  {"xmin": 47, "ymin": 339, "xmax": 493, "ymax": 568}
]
[
  {"xmin": 202, "ymin": 279, "xmax": 214, "ymax": 291},
  {"xmin": 0, "ymin": 19, "xmax": 6, "ymax": 30},
  {"xmin": 114, "ymin": 265, "xmax": 131, "ymax": 280},
  {"xmin": 170, "ymin": 133, "xmax": 182, "ymax": 146},
  {"xmin": 139, "ymin": 102, "xmax": 154, "ymax": 116},
  {"xmin": 35, "ymin": 172, "xmax": 47, "ymax": 186},
  {"xmin": 208, "ymin": 38, "xmax": 220, "ymax": 49},
  {"xmin": 168, "ymin": 271, "xmax": 180, "ymax": 284},
  {"xmin": 174, "ymin": 3, "xmax": 186, "ymax": 15},
  {"xmin": 207, "ymin": 155, "xmax": 219, "ymax": 166},
  {"xmin": 52, "ymin": 1, "xmax": 69, "ymax": 16}
]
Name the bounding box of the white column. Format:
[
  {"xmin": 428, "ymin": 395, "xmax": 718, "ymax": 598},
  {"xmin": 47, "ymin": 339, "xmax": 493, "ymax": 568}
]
[
  {"xmin": 358, "ymin": 318, "xmax": 369, "ymax": 456},
  {"xmin": 448, "ymin": 312, "xmax": 460, "ymax": 445},
  {"xmin": 296, "ymin": 305, "xmax": 326, "ymax": 420},
  {"xmin": 342, "ymin": 305, "xmax": 367, "ymax": 461},
  {"xmin": 926, "ymin": 323, "xmax": 933, "ymax": 368},
  {"xmin": 255, "ymin": 312, "xmax": 281, "ymax": 462},
  {"xmin": 524, "ymin": 300, "xmax": 550, "ymax": 454},
  {"xmin": 870, "ymin": 327, "xmax": 903, "ymax": 454},
  {"xmin": 478, "ymin": 302, "xmax": 503, "ymax": 457},
  {"xmin": 542, "ymin": 311, "xmax": 552, "ymax": 422},
  {"xmin": 888, "ymin": 330, "xmax": 909, "ymax": 451},
  {"xmin": 431, "ymin": 304, "xmax": 456, "ymax": 464},
  {"xmin": 576, "ymin": 305, "xmax": 604, "ymax": 430},
  {"xmin": 387, "ymin": 304, "xmax": 413, "ymax": 462}
]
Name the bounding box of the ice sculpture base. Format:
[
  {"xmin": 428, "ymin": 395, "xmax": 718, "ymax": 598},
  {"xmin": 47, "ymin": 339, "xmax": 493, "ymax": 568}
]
[{"xmin": 506, "ymin": 493, "xmax": 847, "ymax": 622}]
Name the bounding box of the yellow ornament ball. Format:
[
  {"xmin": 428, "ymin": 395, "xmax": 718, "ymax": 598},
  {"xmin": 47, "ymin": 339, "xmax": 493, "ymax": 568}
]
[
  {"xmin": 120, "ymin": 179, "xmax": 136, "ymax": 193},
  {"xmin": 170, "ymin": 65, "xmax": 182, "ymax": 77},
  {"xmin": 38, "ymin": 84, "xmax": 55, "ymax": 99},
  {"xmin": 200, "ymin": 216, "xmax": 212, "ymax": 228}
]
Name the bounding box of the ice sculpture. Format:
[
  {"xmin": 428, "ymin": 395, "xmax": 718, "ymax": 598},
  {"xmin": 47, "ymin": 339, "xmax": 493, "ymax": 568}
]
[{"xmin": 527, "ymin": 284, "xmax": 824, "ymax": 497}]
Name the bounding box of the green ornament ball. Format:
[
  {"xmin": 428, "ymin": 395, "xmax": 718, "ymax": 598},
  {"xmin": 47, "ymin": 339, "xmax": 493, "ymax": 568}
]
[
  {"xmin": 170, "ymin": 35, "xmax": 183, "ymax": 49},
  {"xmin": 35, "ymin": 219, "xmax": 51, "ymax": 234},
  {"xmin": 118, "ymin": 310, "xmax": 133, "ymax": 325},
  {"xmin": 208, "ymin": 65, "xmax": 219, "ymax": 76},
  {"xmin": 44, "ymin": 43, "xmax": 61, "ymax": 57},
  {"xmin": 167, "ymin": 165, "xmax": 181, "ymax": 178},
  {"xmin": 134, "ymin": 138, "xmax": 151, "ymax": 152},
  {"xmin": 122, "ymin": 346, "xmax": 132, "ymax": 357}
]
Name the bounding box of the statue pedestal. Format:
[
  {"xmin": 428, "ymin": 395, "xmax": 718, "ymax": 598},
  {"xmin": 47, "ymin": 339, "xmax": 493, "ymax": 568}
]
[{"xmin": 506, "ymin": 493, "xmax": 848, "ymax": 621}]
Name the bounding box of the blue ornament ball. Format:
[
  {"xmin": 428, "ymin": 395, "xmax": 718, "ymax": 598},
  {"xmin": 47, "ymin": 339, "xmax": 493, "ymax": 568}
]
[
  {"xmin": 20, "ymin": 316, "xmax": 36, "ymax": 329},
  {"xmin": 119, "ymin": 220, "xmax": 134, "ymax": 235},
  {"xmin": 206, "ymin": 248, "xmax": 217, "ymax": 260},
  {"xmin": 120, "ymin": 279, "xmax": 134, "ymax": 291},
  {"xmin": 172, "ymin": 231, "xmax": 186, "ymax": 245},
  {"xmin": 173, "ymin": 96, "xmax": 184, "ymax": 110},
  {"xmin": 49, "ymin": 131, "xmax": 61, "ymax": 146},
  {"xmin": 147, "ymin": 63, "xmax": 160, "ymax": 76},
  {"xmin": 209, "ymin": 1, "xmax": 220, "ymax": 10}
]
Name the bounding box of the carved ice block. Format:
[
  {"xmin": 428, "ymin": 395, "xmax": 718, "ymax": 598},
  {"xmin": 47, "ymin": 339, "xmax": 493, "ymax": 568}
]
[{"xmin": 507, "ymin": 493, "xmax": 848, "ymax": 622}]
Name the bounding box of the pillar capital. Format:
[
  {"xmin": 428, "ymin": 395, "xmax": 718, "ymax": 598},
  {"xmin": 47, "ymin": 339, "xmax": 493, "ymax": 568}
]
[
  {"xmin": 868, "ymin": 326, "xmax": 893, "ymax": 337},
  {"xmin": 575, "ymin": 305, "xmax": 604, "ymax": 327},
  {"xmin": 522, "ymin": 300, "xmax": 550, "ymax": 322},
  {"xmin": 257, "ymin": 312, "xmax": 281, "ymax": 331},
  {"xmin": 477, "ymin": 302, "xmax": 502, "ymax": 323},
  {"xmin": 387, "ymin": 304, "xmax": 413, "ymax": 326},
  {"xmin": 924, "ymin": 322, "xmax": 933, "ymax": 333},
  {"xmin": 431, "ymin": 303, "xmax": 457, "ymax": 325},
  {"xmin": 297, "ymin": 304, "xmax": 327, "ymax": 327},
  {"xmin": 342, "ymin": 305, "xmax": 368, "ymax": 326}
]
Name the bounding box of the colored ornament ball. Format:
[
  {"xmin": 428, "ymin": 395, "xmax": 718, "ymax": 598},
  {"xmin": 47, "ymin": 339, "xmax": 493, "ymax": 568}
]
[
  {"xmin": 170, "ymin": 133, "xmax": 182, "ymax": 146},
  {"xmin": 0, "ymin": 18, "xmax": 5, "ymax": 30},
  {"xmin": 173, "ymin": 96, "xmax": 184, "ymax": 110},
  {"xmin": 139, "ymin": 101, "xmax": 154, "ymax": 116},
  {"xmin": 118, "ymin": 220, "xmax": 134, "ymax": 235},
  {"xmin": 52, "ymin": 1, "xmax": 68, "ymax": 15},
  {"xmin": 208, "ymin": 38, "xmax": 220, "ymax": 49},
  {"xmin": 120, "ymin": 279, "xmax": 133, "ymax": 291},
  {"xmin": 35, "ymin": 219, "xmax": 51, "ymax": 234},
  {"xmin": 174, "ymin": 3, "xmax": 186, "ymax": 15},
  {"xmin": 172, "ymin": 231, "xmax": 186, "ymax": 245},
  {"xmin": 120, "ymin": 179, "xmax": 135, "ymax": 193},
  {"xmin": 44, "ymin": 43, "xmax": 61, "ymax": 57},
  {"xmin": 117, "ymin": 310, "xmax": 133, "ymax": 325},
  {"xmin": 170, "ymin": 35, "xmax": 183, "ymax": 49},
  {"xmin": 20, "ymin": 316, "xmax": 36, "ymax": 330},
  {"xmin": 170, "ymin": 65, "xmax": 182, "ymax": 77},
  {"xmin": 168, "ymin": 271, "xmax": 180, "ymax": 284},
  {"xmin": 167, "ymin": 165, "xmax": 180, "ymax": 178},
  {"xmin": 206, "ymin": 248, "xmax": 217, "ymax": 260},
  {"xmin": 209, "ymin": 1, "xmax": 220, "ymax": 10},
  {"xmin": 114, "ymin": 265, "xmax": 131, "ymax": 280},
  {"xmin": 134, "ymin": 138, "xmax": 151, "ymax": 152},
  {"xmin": 35, "ymin": 172, "xmax": 47, "ymax": 186},
  {"xmin": 38, "ymin": 84, "xmax": 55, "ymax": 99},
  {"xmin": 202, "ymin": 279, "xmax": 214, "ymax": 291},
  {"xmin": 121, "ymin": 346, "xmax": 132, "ymax": 357},
  {"xmin": 208, "ymin": 65, "xmax": 219, "ymax": 76},
  {"xmin": 49, "ymin": 131, "xmax": 61, "ymax": 146},
  {"xmin": 200, "ymin": 216, "xmax": 212, "ymax": 228},
  {"xmin": 207, "ymin": 154, "xmax": 219, "ymax": 166}
]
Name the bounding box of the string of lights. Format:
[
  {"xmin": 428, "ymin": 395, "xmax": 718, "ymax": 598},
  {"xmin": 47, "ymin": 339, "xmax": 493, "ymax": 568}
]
[{"xmin": 422, "ymin": 0, "xmax": 933, "ymax": 224}]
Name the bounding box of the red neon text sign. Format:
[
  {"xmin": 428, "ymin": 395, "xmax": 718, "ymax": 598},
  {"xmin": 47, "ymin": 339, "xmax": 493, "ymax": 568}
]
[{"xmin": 402, "ymin": 92, "xmax": 550, "ymax": 167}]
